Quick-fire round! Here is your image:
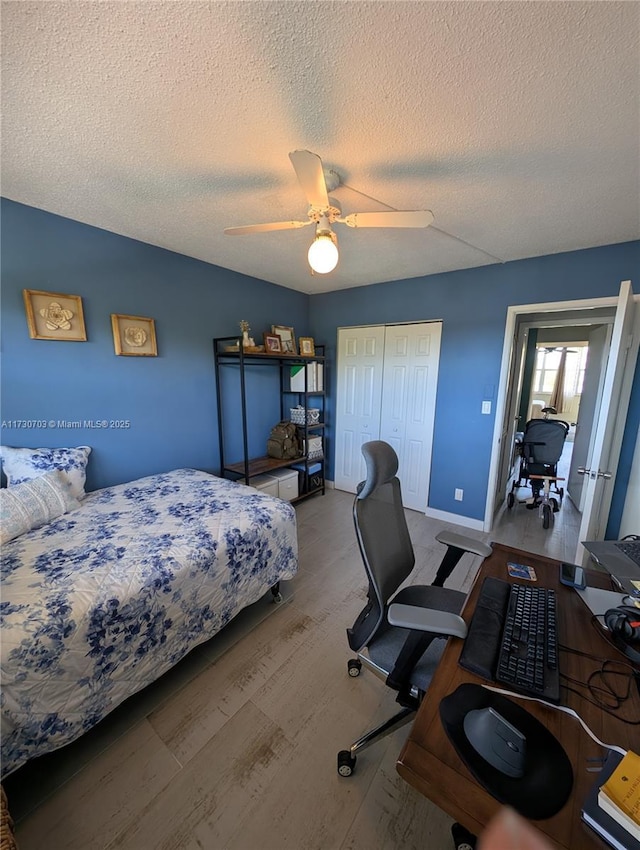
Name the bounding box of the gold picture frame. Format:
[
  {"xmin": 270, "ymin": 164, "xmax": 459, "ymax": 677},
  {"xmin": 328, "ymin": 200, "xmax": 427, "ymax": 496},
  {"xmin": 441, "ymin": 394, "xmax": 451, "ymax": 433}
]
[
  {"xmin": 111, "ymin": 314, "xmax": 158, "ymax": 357},
  {"xmin": 272, "ymin": 325, "xmax": 296, "ymax": 354},
  {"xmin": 23, "ymin": 289, "xmax": 87, "ymax": 341},
  {"xmin": 263, "ymin": 333, "xmax": 283, "ymax": 354},
  {"xmin": 299, "ymin": 337, "xmax": 315, "ymax": 357}
]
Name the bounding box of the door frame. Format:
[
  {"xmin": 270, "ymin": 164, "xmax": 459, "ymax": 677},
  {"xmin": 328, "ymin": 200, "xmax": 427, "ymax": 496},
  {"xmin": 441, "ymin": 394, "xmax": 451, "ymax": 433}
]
[{"xmin": 484, "ymin": 290, "xmax": 632, "ymax": 532}]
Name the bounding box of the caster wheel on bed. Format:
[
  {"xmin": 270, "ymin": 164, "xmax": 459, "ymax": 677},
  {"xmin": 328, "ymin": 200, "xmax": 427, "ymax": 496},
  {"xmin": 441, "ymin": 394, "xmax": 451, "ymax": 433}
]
[
  {"xmin": 542, "ymin": 504, "xmax": 552, "ymax": 529},
  {"xmin": 337, "ymin": 750, "xmax": 356, "ymax": 776},
  {"xmin": 347, "ymin": 658, "xmax": 362, "ymax": 677},
  {"xmin": 507, "ymin": 492, "xmax": 515, "ymax": 509},
  {"xmin": 271, "ymin": 592, "xmax": 283, "ymax": 604}
]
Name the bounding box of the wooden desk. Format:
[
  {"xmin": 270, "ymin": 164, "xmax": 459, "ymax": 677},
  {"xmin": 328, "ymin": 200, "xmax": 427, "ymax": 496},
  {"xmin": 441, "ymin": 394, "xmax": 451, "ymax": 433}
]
[{"xmin": 396, "ymin": 542, "xmax": 640, "ymax": 850}]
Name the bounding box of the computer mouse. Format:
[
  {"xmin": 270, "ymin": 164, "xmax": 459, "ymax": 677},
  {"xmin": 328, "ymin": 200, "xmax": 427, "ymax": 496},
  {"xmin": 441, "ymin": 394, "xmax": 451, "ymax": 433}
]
[{"xmin": 463, "ymin": 707, "xmax": 527, "ymax": 778}]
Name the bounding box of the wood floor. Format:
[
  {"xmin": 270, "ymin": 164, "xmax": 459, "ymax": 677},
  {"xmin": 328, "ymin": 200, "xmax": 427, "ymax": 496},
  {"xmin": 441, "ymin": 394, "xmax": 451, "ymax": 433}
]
[{"xmin": 6, "ymin": 452, "xmax": 582, "ymax": 850}]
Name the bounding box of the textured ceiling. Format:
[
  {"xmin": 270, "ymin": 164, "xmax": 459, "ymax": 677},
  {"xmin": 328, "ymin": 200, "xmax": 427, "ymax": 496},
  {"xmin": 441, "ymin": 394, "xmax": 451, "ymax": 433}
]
[{"xmin": 2, "ymin": 1, "xmax": 639, "ymax": 294}]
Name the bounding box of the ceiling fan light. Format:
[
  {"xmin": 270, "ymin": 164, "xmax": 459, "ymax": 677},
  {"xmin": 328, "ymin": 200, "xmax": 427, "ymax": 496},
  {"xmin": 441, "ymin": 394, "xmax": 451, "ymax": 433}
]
[{"xmin": 308, "ymin": 232, "xmax": 338, "ymax": 274}]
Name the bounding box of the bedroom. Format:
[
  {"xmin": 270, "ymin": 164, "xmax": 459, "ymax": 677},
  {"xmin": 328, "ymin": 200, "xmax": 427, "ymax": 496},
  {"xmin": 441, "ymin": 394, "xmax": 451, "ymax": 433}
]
[{"xmin": 1, "ymin": 2, "xmax": 640, "ymax": 848}]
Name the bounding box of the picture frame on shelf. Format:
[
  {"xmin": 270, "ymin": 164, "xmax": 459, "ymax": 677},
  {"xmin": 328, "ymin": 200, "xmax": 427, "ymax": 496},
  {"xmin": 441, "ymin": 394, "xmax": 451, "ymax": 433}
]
[
  {"xmin": 263, "ymin": 333, "xmax": 283, "ymax": 354},
  {"xmin": 23, "ymin": 289, "xmax": 87, "ymax": 342},
  {"xmin": 111, "ymin": 314, "xmax": 158, "ymax": 356},
  {"xmin": 272, "ymin": 325, "xmax": 296, "ymax": 354},
  {"xmin": 299, "ymin": 337, "xmax": 315, "ymax": 357}
]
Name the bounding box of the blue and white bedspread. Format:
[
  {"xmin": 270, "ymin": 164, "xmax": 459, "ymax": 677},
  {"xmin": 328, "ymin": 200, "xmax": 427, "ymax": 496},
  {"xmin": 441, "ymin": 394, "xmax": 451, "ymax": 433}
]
[{"xmin": 0, "ymin": 468, "xmax": 297, "ymax": 776}]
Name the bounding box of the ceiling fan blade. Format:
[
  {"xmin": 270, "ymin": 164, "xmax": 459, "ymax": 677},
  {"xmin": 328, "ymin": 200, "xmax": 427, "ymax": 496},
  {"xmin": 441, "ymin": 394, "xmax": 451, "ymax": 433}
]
[
  {"xmin": 224, "ymin": 220, "xmax": 312, "ymax": 235},
  {"xmin": 340, "ymin": 210, "xmax": 434, "ymax": 229},
  {"xmin": 289, "ymin": 150, "xmax": 329, "ymax": 209}
]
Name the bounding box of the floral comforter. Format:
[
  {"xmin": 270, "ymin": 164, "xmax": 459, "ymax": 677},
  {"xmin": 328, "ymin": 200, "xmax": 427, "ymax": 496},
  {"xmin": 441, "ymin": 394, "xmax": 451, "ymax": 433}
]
[{"xmin": 0, "ymin": 468, "xmax": 297, "ymax": 776}]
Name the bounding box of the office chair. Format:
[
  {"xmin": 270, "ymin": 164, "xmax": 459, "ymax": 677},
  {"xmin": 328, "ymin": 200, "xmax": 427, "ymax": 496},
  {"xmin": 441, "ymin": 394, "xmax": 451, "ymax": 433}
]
[{"xmin": 337, "ymin": 440, "xmax": 492, "ymax": 778}]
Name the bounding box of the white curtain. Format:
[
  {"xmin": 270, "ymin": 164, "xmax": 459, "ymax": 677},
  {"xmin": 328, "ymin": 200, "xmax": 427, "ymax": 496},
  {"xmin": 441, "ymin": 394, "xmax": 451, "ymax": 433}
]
[{"xmin": 549, "ymin": 348, "xmax": 567, "ymax": 412}]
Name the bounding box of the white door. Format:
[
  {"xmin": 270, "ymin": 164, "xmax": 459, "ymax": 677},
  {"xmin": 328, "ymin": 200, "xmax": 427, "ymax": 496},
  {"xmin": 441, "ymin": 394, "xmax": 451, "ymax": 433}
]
[
  {"xmin": 567, "ymin": 323, "xmax": 610, "ymax": 510},
  {"xmin": 493, "ymin": 323, "xmax": 528, "ymax": 514},
  {"xmin": 575, "ymin": 280, "xmax": 637, "ymax": 564},
  {"xmin": 334, "ymin": 322, "xmax": 442, "ymax": 511},
  {"xmin": 379, "ymin": 323, "xmax": 442, "ymax": 511},
  {"xmin": 334, "ymin": 326, "xmax": 385, "ymax": 493}
]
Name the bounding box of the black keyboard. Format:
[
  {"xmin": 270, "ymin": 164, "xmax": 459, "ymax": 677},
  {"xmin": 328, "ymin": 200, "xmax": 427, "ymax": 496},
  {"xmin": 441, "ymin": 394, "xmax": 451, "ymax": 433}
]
[
  {"xmin": 459, "ymin": 577, "xmax": 561, "ymax": 703},
  {"xmin": 615, "ymin": 538, "xmax": 640, "ymax": 567}
]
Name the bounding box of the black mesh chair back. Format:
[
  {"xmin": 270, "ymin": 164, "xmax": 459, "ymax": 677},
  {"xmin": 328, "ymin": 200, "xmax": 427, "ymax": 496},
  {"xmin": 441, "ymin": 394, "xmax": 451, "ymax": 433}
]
[
  {"xmin": 523, "ymin": 418, "xmax": 569, "ymax": 468},
  {"xmin": 337, "ymin": 441, "xmax": 492, "ymax": 778},
  {"xmin": 348, "ymin": 442, "xmax": 415, "ymax": 652}
]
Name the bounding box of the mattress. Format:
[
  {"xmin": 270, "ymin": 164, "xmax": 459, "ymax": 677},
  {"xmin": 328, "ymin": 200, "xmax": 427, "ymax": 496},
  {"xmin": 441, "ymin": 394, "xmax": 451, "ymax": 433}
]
[{"xmin": 0, "ymin": 468, "xmax": 297, "ymax": 776}]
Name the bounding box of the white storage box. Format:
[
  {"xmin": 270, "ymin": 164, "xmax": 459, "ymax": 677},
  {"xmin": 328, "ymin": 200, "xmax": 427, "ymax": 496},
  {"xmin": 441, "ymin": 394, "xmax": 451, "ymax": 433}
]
[
  {"xmin": 249, "ymin": 474, "xmax": 279, "ymax": 498},
  {"xmin": 267, "ymin": 468, "xmax": 299, "ymax": 501}
]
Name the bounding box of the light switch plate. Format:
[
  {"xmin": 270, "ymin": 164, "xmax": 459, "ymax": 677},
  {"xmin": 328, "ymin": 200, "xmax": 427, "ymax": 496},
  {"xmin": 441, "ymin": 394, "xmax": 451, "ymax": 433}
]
[{"xmin": 482, "ymin": 401, "xmax": 491, "ymax": 414}]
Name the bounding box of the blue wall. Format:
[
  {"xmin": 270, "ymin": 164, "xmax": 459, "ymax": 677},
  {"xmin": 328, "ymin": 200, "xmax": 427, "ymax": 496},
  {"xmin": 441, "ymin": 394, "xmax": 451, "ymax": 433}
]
[
  {"xmin": 2, "ymin": 198, "xmax": 638, "ymax": 528},
  {"xmin": 309, "ymin": 242, "xmax": 640, "ymax": 521},
  {"xmin": 1, "ymin": 199, "xmax": 309, "ymax": 490},
  {"xmin": 607, "ymin": 352, "xmax": 640, "ymax": 538}
]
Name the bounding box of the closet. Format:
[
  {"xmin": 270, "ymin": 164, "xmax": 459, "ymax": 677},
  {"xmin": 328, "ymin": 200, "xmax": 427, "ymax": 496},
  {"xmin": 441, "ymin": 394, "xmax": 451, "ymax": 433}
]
[{"xmin": 334, "ymin": 322, "xmax": 442, "ymax": 512}]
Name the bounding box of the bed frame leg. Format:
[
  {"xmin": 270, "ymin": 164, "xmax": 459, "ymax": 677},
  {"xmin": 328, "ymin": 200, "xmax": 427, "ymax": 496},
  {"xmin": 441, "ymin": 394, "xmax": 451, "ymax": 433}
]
[{"xmin": 270, "ymin": 582, "xmax": 283, "ymax": 603}]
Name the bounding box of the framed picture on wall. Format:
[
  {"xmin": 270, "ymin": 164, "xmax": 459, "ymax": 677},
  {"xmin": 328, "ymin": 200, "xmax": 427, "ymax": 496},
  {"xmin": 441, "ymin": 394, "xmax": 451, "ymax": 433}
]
[
  {"xmin": 272, "ymin": 325, "xmax": 296, "ymax": 354},
  {"xmin": 111, "ymin": 314, "xmax": 158, "ymax": 356},
  {"xmin": 23, "ymin": 289, "xmax": 87, "ymax": 341}
]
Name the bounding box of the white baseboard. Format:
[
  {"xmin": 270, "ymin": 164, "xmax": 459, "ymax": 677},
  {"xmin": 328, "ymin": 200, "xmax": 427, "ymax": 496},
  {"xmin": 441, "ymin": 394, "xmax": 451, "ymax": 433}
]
[{"xmin": 424, "ymin": 507, "xmax": 485, "ymax": 532}]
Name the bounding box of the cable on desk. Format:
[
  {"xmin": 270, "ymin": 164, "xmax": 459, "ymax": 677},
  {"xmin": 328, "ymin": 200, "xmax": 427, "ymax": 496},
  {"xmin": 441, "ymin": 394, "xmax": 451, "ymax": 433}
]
[
  {"xmin": 481, "ymin": 684, "xmax": 628, "ymax": 756},
  {"xmin": 559, "ymin": 642, "xmax": 640, "ymax": 715}
]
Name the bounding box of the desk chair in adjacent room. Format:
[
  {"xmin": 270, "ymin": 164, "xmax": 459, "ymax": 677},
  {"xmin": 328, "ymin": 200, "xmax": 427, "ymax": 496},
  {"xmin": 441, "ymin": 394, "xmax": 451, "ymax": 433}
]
[{"xmin": 337, "ymin": 441, "xmax": 492, "ymax": 779}]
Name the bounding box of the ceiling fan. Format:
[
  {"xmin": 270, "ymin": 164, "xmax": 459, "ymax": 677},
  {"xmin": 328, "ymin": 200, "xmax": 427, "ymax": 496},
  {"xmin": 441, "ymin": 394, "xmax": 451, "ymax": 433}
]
[{"xmin": 224, "ymin": 150, "xmax": 434, "ymax": 274}]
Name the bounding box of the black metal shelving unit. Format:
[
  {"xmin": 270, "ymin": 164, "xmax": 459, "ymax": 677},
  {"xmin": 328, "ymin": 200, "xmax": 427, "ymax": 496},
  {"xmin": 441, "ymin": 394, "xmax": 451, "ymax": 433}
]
[{"xmin": 213, "ymin": 336, "xmax": 326, "ymax": 503}]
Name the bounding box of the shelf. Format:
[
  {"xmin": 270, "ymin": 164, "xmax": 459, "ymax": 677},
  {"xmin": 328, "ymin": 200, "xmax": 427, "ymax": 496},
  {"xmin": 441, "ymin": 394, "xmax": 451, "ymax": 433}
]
[
  {"xmin": 224, "ymin": 455, "xmax": 309, "ymax": 478},
  {"xmin": 214, "ymin": 344, "xmax": 324, "ymax": 364},
  {"xmin": 217, "ymin": 351, "xmax": 324, "ymax": 362},
  {"xmin": 291, "ymin": 485, "xmax": 325, "ymax": 504},
  {"xmin": 214, "ymin": 336, "xmax": 326, "ymax": 499}
]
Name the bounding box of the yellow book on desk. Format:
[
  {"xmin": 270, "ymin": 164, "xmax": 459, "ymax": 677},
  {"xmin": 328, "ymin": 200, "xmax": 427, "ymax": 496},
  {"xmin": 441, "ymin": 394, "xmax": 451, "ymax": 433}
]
[{"xmin": 598, "ymin": 751, "xmax": 640, "ymax": 842}]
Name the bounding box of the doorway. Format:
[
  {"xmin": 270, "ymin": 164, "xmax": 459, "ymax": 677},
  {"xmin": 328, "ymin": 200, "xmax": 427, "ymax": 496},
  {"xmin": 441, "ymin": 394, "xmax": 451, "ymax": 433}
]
[{"xmin": 486, "ymin": 281, "xmax": 637, "ymax": 565}]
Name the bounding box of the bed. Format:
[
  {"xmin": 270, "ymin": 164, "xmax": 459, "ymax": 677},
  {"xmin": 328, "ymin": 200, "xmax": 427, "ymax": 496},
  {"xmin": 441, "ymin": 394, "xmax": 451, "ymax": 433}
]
[{"xmin": 0, "ymin": 467, "xmax": 298, "ymax": 777}]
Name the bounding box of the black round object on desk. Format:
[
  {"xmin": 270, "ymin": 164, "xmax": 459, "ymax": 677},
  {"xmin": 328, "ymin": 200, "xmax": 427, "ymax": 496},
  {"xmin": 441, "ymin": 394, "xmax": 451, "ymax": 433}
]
[{"xmin": 439, "ymin": 683, "xmax": 573, "ymax": 819}]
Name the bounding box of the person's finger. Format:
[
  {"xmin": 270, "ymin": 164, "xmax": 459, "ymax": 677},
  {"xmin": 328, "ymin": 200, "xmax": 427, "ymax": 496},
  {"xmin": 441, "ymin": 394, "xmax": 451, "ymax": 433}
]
[{"xmin": 478, "ymin": 807, "xmax": 554, "ymax": 850}]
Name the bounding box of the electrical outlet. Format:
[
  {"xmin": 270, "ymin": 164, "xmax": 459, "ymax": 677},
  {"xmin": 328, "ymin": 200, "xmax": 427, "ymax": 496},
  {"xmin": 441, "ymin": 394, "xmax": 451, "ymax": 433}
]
[{"xmin": 455, "ymin": 488, "xmax": 463, "ymax": 501}]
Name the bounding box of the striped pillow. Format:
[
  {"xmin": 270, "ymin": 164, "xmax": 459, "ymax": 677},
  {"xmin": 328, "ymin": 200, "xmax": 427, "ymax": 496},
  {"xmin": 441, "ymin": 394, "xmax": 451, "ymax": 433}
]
[{"xmin": 0, "ymin": 470, "xmax": 80, "ymax": 544}]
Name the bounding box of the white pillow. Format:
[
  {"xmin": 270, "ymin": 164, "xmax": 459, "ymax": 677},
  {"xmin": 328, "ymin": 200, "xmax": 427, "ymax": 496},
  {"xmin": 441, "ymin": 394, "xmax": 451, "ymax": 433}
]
[
  {"xmin": 1, "ymin": 445, "xmax": 91, "ymax": 500},
  {"xmin": 0, "ymin": 470, "xmax": 80, "ymax": 544}
]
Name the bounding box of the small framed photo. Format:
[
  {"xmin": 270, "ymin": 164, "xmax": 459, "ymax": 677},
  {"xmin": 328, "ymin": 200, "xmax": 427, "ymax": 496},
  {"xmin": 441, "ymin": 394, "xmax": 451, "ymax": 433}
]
[
  {"xmin": 263, "ymin": 333, "xmax": 283, "ymax": 354},
  {"xmin": 272, "ymin": 325, "xmax": 296, "ymax": 354},
  {"xmin": 23, "ymin": 289, "xmax": 87, "ymax": 341},
  {"xmin": 111, "ymin": 314, "xmax": 157, "ymax": 357},
  {"xmin": 299, "ymin": 337, "xmax": 315, "ymax": 357}
]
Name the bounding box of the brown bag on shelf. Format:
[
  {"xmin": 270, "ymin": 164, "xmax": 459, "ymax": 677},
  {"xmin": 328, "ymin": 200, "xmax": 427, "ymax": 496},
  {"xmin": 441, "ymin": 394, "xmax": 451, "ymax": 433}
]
[{"xmin": 267, "ymin": 421, "xmax": 300, "ymax": 460}]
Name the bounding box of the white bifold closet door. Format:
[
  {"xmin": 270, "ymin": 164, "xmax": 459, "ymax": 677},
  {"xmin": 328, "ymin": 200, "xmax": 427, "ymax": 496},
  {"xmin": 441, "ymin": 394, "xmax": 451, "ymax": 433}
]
[{"xmin": 334, "ymin": 322, "xmax": 442, "ymax": 512}]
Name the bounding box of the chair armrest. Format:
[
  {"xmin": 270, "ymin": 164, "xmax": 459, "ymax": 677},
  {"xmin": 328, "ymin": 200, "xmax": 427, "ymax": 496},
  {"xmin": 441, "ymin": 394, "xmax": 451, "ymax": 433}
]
[
  {"xmin": 435, "ymin": 530, "xmax": 492, "ymax": 559},
  {"xmin": 387, "ymin": 603, "xmax": 468, "ymax": 639}
]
